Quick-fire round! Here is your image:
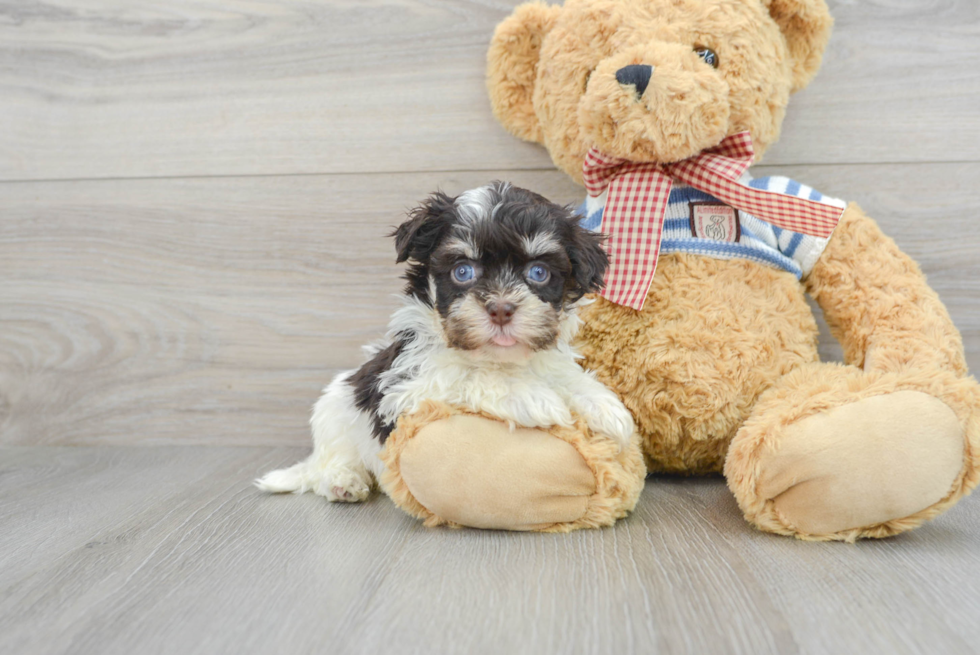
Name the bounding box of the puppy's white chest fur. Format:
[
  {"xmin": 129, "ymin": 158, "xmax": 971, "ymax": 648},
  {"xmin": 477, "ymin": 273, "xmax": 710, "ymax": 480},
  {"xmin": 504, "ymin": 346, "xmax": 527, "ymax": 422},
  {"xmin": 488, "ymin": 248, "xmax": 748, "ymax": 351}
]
[
  {"xmin": 377, "ymin": 298, "xmax": 634, "ymax": 444},
  {"xmin": 385, "ymin": 344, "xmax": 578, "ymax": 430}
]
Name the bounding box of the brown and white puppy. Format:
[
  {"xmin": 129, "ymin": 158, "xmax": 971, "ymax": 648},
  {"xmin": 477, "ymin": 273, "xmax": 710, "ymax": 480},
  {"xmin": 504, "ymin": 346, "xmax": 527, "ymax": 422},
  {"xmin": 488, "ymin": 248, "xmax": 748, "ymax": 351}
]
[{"xmin": 256, "ymin": 182, "xmax": 635, "ymax": 502}]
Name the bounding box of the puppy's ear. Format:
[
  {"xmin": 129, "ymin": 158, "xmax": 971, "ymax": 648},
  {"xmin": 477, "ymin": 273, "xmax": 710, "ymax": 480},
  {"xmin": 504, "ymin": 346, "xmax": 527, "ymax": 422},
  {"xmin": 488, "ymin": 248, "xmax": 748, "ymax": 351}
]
[
  {"xmin": 393, "ymin": 192, "xmax": 455, "ymax": 264},
  {"xmin": 566, "ymin": 218, "xmax": 609, "ymax": 301}
]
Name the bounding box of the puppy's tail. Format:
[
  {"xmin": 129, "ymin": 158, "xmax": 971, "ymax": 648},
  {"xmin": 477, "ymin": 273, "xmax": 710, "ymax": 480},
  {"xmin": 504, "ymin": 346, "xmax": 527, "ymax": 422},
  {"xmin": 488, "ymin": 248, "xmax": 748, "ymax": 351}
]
[{"xmin": 254, "ymin": 458, "xmax": 317, "ymax": 494}]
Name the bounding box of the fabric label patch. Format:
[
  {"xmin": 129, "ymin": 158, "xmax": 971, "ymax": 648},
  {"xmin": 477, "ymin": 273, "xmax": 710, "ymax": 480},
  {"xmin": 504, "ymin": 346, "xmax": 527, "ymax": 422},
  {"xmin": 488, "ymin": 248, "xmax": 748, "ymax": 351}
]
[{"xmin": 690, "ymin": 202, "xmax": 740, "ymax": 243}]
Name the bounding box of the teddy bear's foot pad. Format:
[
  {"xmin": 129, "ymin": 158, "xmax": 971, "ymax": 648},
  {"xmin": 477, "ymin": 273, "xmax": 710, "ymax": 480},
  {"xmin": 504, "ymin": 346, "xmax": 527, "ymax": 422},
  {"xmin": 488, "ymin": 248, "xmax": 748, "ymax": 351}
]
[
  {"xmin": 399, "ymin": 414, "xmax": 597, "ymax": 530},
  {"xmin": 756, "ymin": 391, "xmax": 964, "ymax": 536}
]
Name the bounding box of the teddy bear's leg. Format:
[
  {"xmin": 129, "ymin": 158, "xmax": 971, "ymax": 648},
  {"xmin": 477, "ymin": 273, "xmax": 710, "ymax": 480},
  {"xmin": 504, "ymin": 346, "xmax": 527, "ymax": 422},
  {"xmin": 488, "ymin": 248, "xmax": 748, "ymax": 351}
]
[
  {"xmin": 380, "ymin": 402, "xmax": 646, "ymax": 532},
  {"xmin": 725, "ymin": 204, "xmax": 980, "ymax": 541},
  {"xmin": 725, "ymin": 363, "xmax": 978, "ymax": 540}
]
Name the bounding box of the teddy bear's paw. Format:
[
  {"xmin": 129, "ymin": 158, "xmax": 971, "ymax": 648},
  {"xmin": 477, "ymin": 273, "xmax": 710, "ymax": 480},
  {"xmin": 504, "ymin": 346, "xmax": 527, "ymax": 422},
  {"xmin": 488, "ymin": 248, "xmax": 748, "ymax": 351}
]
[
  {"xmin": 392, "ymin": 413, "xmax": 598, "ymax": 530},
  {"xmin": 752, "ymin": 390, "xmax": 964, "ymax": 537},
  {"xmin": 313, "ymin": 467, "xmax": 372, "ymax": 503}
]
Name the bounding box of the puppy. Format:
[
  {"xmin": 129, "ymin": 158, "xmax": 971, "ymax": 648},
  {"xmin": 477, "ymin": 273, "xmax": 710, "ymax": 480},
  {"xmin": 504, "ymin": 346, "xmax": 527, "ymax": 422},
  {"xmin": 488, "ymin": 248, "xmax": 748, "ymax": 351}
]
[{"xmin": 256, "ymin": 182, "xmax": 635, "ymax": 502}]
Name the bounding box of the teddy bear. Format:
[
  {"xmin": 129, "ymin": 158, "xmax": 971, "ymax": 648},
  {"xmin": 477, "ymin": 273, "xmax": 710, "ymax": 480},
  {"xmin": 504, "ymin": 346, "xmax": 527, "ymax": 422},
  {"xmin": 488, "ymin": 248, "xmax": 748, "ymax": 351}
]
[{"xmin": 378, "ymin": 0, "xmax": 980, "ymax": 541}]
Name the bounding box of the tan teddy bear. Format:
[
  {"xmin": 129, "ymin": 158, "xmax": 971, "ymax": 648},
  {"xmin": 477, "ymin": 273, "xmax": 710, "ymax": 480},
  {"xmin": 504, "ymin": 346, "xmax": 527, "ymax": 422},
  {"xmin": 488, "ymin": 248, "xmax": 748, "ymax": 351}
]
[{"xmin": 380, "ymin": 0, "xmax": 980, "ymax": 540}]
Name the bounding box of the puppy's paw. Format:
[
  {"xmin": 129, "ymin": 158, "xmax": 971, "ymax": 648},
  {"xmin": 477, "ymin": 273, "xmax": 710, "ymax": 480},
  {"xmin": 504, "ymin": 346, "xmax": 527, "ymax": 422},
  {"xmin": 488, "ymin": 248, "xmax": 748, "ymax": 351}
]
[
  {"xmin": 314, "ymin": 467, "xmax": 372, "ymax": 503},
  {"xmin": 497, "ymin": 390, "xmax": 574, "ymax": 430},
  {"xmin": 580, "ymin": 397, "xmax": 635, "ymax": 451}
]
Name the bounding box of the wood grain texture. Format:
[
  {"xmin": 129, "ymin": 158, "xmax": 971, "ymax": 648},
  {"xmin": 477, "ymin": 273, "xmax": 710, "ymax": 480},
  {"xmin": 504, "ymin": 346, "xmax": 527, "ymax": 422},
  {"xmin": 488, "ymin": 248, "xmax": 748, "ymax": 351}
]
[
  {"xmin": 1, "ymin": 0, "xmax": 978, "ymax": 181},
  {"xmin": 2, "ymin": 165, "xmax": 978, "ymax": 447},
  {"xmin": 1, "ymin": 446, "xmax": 978, "ymax": 655}
]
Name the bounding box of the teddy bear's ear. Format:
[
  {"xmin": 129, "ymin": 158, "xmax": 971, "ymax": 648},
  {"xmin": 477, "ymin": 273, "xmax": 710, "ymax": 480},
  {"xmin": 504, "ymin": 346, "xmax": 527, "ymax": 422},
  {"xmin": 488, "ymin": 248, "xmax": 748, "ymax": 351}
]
[
  {"xmin": 764, "ymin": 0, "xmax": 834, "ymax": 92},
  {"xmin": 487, "ymin": 2, "xmax": 562, "ymax": 143}
]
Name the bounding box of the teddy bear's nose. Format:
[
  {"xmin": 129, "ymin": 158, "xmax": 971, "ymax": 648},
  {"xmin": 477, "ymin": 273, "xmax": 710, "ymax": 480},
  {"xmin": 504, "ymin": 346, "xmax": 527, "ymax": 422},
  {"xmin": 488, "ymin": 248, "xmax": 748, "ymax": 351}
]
[{"xmin": 615, "ymin": 64, "xmax": 653, "ymax": 97}]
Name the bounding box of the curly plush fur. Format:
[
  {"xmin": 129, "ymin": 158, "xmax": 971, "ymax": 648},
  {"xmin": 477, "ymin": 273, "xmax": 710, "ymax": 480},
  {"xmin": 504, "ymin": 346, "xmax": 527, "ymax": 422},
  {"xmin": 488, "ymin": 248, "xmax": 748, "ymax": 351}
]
[
  {"xmin": 476, "ymin": 0, "xmax": 980, "ymax": 540},
  {"xmin": 577, "ymin": 252, "xmax": 820, "ymax": 475}
]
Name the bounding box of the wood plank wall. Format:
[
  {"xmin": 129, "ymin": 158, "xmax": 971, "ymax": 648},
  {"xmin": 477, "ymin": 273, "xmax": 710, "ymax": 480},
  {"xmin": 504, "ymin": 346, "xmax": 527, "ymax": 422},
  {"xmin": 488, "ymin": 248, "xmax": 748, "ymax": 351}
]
[{"xmin": 2, "ymin": 0, "xmax": 979, "ymax": 447}]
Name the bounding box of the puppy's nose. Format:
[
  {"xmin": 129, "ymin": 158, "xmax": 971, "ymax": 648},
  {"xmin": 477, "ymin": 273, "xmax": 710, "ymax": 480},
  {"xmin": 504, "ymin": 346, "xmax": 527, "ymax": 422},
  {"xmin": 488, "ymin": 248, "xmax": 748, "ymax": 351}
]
[
  {"xmin": 486, "ymin": 301, "xmax": 516, "ymax": 326},
  {"xmin": 616, "ymin": 64, "xmax": 653, "ymax": 97}
]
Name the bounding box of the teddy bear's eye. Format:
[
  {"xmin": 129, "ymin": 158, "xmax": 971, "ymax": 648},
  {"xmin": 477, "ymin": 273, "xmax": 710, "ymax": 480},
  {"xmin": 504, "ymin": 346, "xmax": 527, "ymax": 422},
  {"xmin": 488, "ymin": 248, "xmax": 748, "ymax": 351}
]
[{"xmin": 695, "ymin": 47, "xmax": 719, "ymax": 69}]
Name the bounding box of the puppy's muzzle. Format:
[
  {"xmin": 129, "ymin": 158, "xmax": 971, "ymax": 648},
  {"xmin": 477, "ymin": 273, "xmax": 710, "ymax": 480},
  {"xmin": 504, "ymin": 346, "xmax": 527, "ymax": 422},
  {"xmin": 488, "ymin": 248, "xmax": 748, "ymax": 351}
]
[{"xmin": 486, "ymin": 301, "xmax": 516, "ymax": 326}]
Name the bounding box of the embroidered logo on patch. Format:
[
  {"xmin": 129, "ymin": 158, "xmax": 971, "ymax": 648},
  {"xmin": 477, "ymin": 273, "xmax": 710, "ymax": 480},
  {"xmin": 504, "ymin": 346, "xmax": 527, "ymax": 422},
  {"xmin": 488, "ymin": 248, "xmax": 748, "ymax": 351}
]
[{"xmin": 690, "ymin": 202, "xmax": 740, "ymax": 243}]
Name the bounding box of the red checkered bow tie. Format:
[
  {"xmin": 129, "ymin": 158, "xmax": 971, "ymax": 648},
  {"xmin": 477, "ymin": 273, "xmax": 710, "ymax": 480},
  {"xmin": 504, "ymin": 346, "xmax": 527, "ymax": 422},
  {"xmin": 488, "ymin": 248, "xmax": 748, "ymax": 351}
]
[{"xmin": 582, "ymin": 131, "xmax": 845, "ymax": 310}]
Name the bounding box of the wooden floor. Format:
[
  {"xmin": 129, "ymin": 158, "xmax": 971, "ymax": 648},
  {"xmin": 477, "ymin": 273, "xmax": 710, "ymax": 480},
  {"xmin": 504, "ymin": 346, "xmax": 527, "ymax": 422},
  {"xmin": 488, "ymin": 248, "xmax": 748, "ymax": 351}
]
[
  {"xmin": 2, "ymin": 1, "xmax": 980, "ymax": 653},
  {"xmin": 2, "ymin": 447, "xmax": 980, "ymax": 655}
]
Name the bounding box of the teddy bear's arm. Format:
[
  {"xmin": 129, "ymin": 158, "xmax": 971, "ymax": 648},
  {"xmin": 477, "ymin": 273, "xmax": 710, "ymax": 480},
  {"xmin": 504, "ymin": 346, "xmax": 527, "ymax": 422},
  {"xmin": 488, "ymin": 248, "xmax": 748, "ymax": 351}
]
[{"xmin": 806, "ymin": 203, "xmax": 967, "ymax": 376}]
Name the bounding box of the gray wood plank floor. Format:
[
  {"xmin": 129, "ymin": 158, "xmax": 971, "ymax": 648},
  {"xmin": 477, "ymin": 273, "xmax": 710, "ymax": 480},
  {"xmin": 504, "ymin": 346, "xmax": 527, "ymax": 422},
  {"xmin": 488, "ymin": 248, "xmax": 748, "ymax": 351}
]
[
  {"xmin": 2, "ymin": 0, "xmax": 980, "ymax": 653},
  {"xmin": 1, "ymin": 447, "xmax": 979, "ymax": 655}
]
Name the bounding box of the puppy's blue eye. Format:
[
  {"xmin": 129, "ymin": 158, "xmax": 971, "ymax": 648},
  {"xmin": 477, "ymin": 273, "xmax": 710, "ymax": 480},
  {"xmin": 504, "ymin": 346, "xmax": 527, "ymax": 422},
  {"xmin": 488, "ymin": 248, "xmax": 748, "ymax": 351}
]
[
  {"xmin": 526, "ymin": 264, "xmax": 550, "ymax": 284},
  {"xmin": 452, "ymin": 263, "xmax": 476, "ymax": 283},
  {"xmin": 696, "ymin": 47, "xmax": 719, "ymax": 69}
]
